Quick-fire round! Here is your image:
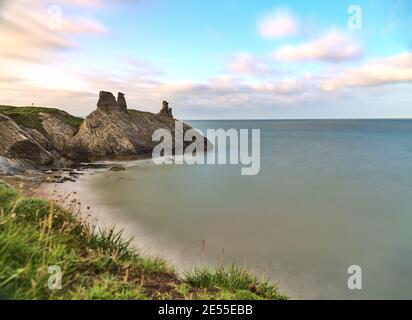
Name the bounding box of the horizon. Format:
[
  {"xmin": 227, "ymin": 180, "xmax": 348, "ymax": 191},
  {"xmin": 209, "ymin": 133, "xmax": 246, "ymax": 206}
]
[
  {"xmin": 4, "ymin": 101, "xmax": 412, "ymax": 121},
  {"xmin": 0, "ymin": 0, "xmax": 411, "ymax": 119}
]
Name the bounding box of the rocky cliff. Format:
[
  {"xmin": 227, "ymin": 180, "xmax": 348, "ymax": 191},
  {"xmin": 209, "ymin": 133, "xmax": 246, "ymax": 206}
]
[
  {"xmin": 0, "ymin": 114, "xmax": 55, "ymax": 174},
  {"xmin": 66, "ymin": 91, "xmax": 208, "ymax": 160},
  {"xmin": 0, "ymin": 92, "xmax": 208, "ymax": 174}
]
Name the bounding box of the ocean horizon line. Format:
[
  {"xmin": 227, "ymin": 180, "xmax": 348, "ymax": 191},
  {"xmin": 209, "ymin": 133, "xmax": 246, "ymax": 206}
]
[{"xmin": 184, "ymin": 117, "xmax": 412, "ymax": 121}]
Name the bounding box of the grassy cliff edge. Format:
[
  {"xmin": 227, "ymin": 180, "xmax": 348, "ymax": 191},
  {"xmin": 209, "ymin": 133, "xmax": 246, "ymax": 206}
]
[
  {"xmin": 0, "ymin": 105, "xmax": 83, "ymax": 135},
  {"xmin": 0, "ymin": 180, "xmax": 287, "ymax": 300}
]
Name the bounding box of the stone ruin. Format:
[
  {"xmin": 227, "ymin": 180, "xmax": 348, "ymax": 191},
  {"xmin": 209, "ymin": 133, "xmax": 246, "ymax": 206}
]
[
  {"xmin": 159, "ymin": 100, "xmax": 173, "ymax": 117},
  {"xmin": 96, "ymin": 91, "xmax": 173, "ymax": 117}
]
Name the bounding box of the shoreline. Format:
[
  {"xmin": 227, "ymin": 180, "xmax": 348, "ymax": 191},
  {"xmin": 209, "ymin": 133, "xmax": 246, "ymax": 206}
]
[
  {"xmin": 2, "ymin": 155, "xmax": 153, "ymax": 197},
  {"xmin": 4, "ymin": 158, "xmax": 294, "ymax": 296},
  {"xmin": 2, "ymin": 160, "xmax": 200, "ymax": 272},
  {"xmin": 36, "ymin": 160, "xmax": 207, "ymax": 273},
  {"xmin": 0, "ymin": 176, "xmax": 286, "ymax": 300},
  {"xmin": 2, "ymin": 156, "xmax": 206, "ymax": 272}
]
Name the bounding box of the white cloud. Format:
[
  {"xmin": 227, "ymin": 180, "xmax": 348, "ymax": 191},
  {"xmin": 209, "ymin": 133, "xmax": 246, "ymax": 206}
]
[
  {"xmin": 165, "ymin": 76, "xmax": 309, "ymax": 113},
  {"xmin": 258, "ymin": 8, "xmax": 298, "ymax": 39},
  {"xmin": 62, "ymin": 16, "xmax": 108, "ymax": 34},
  {"xmin": 0, "ymin": 0, "xmax": 111, "ymax": 113},
  {"xmin": 0, "ymin": 1, "xmax": 410, "ymax": 119},
  {"xmin": 126, "ymin": 57, "xmax": 164, "ymax": 78},
  {"xmin": 228, "ymin": 53, "xmax": 275, "ymax": 77},
  {"xmin": 321, "ymin": 51, "xmax": 412, "ymax": 91},
  {"xmin": 273, "ymin": 31, "xmax": 362, "ymax": 62},
  {"xmin": 0, "ymin": 0, "xmax": 108, "ymax": 63},
  {"xmin": 54, "ymin": 0, "xmax": 104, "ymax": 7}
]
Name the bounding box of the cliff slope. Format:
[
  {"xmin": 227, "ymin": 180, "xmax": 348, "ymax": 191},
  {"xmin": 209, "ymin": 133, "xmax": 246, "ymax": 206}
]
[
  {"xmin": 66, "ymin": 91, "xmax": 207, "ymax": 160},
  {"xmin": 0, "ymin": 92, "xmax": 208, "ymax": 173}
]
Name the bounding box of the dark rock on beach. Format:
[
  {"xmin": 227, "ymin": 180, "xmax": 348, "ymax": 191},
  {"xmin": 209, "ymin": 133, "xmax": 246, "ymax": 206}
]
[{"xmin": 110, "ymin": 166, "xmax": 126, "ymax": 172}]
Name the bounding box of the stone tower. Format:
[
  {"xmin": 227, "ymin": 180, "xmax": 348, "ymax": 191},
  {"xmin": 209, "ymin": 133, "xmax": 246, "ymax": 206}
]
[
  {"xmin": 96, "ymin": 91, "xmax": 128, "ymax": 112},
  {"xmin": 159, "ymin": 100, "xmax": 173, "ymax": 117}
]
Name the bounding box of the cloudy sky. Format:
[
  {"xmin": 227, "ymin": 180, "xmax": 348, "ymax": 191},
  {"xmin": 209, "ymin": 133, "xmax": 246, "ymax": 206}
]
[{"xmin": 0, "ymin": 0, "xmax": 411, "ymax": 119}]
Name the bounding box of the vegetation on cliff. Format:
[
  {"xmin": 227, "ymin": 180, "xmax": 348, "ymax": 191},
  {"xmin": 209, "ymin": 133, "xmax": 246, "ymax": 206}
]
[
  {"xmin": 0, "ymin": 105, "xmax": 83, "ymax": 135},
  {"xmin": 0, "ymin": 180, "xmax": 287, "ymax": 300}
]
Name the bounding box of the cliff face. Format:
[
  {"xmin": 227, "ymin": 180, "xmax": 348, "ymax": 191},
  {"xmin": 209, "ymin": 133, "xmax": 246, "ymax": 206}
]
[
  {"xmin": 39, "ymin": 112, "xmax": 77, "ymax": 152},
  {"xmin": 66, "ymin": 91, "xmax": 207, "ymax": 161},
  {"xmin": 0, "ymin": 114, "xmax": 55, "ymax": 166},
  {"xmin": 0, "ymin": 92, "xmax": 208, "ymax": 173},
  {"xmin": 0, "ymin": 105, "xmax": 83, "ymax": 173}
]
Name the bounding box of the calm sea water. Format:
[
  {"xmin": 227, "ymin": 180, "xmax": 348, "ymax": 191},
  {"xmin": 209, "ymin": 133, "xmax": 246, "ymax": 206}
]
[{"xmin": 79, "ymin": 120, "xmax": 412, "ymax": 299}]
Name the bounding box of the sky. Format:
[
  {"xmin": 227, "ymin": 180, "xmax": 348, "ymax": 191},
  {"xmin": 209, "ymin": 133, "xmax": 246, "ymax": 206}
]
[{"xmin": 0, "ymin": 0, "xmax": 411, "ymax": 119}]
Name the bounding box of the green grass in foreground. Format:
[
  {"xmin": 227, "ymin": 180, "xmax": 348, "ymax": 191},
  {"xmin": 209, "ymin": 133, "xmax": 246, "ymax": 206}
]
[
  {"xmin": 0, "ymin": 180, "xmax": 287, "ymax": 300},
  {"xmin": 0, "ymin": 105, "xmax": 83, "ymax": 134}
]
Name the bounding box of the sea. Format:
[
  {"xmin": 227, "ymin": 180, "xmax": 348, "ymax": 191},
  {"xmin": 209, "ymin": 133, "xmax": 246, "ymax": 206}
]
[{"xmin": 52, "ymin": 119, "xmax": 412, "ymax": 299}]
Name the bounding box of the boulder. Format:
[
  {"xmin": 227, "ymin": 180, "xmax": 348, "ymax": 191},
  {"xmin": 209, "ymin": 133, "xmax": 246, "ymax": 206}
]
[
  {"xmin": 0, "ymin": 156, "xmax": 28, "ymax": 175},
  {"xmin": 110, "ymin": 166, "xmax": 126, "ymax": 171},
  {"xmin": 0, "ymin": 114, "xmax": 55, "ymax": 166}
]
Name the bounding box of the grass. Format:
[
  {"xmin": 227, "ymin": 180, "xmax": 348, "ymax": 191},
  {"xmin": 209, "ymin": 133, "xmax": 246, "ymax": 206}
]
[
  {"xmin": 184, "ymin": 265, "xmax": 285, "ymax": 300},
  {"xmin": 0, "ymin": 179, "xmax": 287, "ymax": 300},
  {"xmin": 0, "ymin": 105, "xmax": 83, "ymax": 135}
]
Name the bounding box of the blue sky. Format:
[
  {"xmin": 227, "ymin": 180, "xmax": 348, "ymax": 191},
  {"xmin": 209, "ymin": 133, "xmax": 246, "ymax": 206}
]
[
  {"xmin": 75, "ymin": 0, "xmax": 411, "ymax": 80},
  {"xmin": 0, "ymin": 0, "xmax": 411, "ymax": 118}
]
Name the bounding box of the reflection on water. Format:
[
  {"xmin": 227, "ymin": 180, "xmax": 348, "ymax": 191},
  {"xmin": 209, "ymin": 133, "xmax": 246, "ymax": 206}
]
[{"xmin": 78, "ymin": 120, "xmax": 412, "ymax": 299}]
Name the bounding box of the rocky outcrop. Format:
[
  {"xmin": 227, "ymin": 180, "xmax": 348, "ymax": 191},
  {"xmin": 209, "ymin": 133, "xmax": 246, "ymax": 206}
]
[
  {"xmin": 0, "ymin": 156, "xmax": 32, "ymax": 175},
  {"xmin": 66, "ymin": 91, "xmax": 208, "ymax": 161},
  {"xmin": 0, "ymin": 114, "xmax": 55, "ymax": 167},
  {"xmin": 117, "ymin": 92, "xmax": 128, "ymax": 111},
  {"xmin": 0, "ymin": 91, "xmax": 210, "ymax": 174},
  {"xmin": 97, "ymin": 91, "xmax": 118, "ymax": 110},
  {"xmin": 39, "ymin": 112, "xmax": 76, "ymax": 152},
  {"xmin": 158, "ymin": 101, "xmax": 173, "ymax": 118},
  {"xmin": 97, "ymin": 91, "xmax": 127, "ymax": 112}
]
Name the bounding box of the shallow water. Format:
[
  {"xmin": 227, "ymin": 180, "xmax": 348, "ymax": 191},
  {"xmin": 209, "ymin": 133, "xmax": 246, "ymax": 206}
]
[{"xmin": 68, "ymin": 120, "xmax": 412, "ymax": 299}]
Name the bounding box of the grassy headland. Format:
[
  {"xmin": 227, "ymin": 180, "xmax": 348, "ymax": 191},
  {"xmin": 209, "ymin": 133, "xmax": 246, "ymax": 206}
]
[
  {"xmin": 0, "ymin": 105, "xmax": 83, "ymax": 135},
  {"xmin": 0, "ymin": 179, "xmax": 287, "ymax": 300}
]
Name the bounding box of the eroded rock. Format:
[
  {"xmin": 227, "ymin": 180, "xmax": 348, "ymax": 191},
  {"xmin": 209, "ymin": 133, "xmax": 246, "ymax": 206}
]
[
  {"xmin": 117, "ymin": 92, "xmax": 128, "ymax": 111},
  {"xmin": 0, "ymin": 91, "xmax": 210, "ymax": 173},
  {"xmin": 97, "ymin": 91, "xmax": 117, "ymax": 109},
  {"xmin": 158, "ymin": 100, "xmax": 173, "ymax": 118},
  {"xmin": 0, "ymin": 114, "xmax": 54, "ymax": 167},
  {"xmin": 66, "ymin": 92, "xmax": 208, "ymax": 161},
  {"xmin": 110, "ymin": 166, "xmax": 126, "ymax": 171},
  {"xmin": 39, "ymin": 112, "xmax": 76, "ymax": 152}
]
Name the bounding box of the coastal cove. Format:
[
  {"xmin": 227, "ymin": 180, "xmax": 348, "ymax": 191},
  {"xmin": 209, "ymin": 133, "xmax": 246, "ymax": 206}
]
[
  {"xmin": 41, "ymin": 119, "xmax": 412, "ymax": 299},
  {"xmin": 0, "ymin": 177, "xmax": 286, "ymax": 300},
  {"xmin": 1, "ymin": 0, "xmax": 411, "ymax": 304}
]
